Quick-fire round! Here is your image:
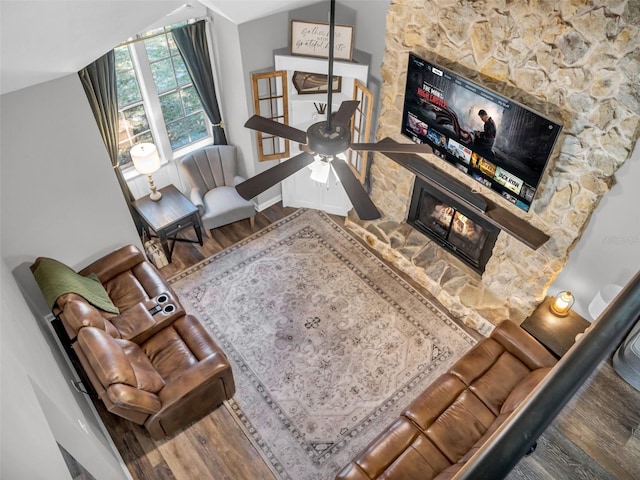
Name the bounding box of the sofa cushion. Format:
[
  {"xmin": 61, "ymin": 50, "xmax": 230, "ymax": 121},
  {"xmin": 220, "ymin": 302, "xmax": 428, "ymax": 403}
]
[
  {"xmin": 202, "ymin": 185, "xmax": 255, "ymax": 227},
  {"xmin": 141, "ymin": 320, "xmax": 199, "ymax": 383},
  {"xmin": 402, "ymin": 374, "xmax": 466, "ymax": 429},
  {"xmin": 380, "ymin": 431, "xmax": 452, "ymax": 480},
  {"xmin": 423, "ymin": 389, "xmax": 496, "ymax": 463},
  {"xmin": 500, "ymin": 367, "xmax": 552, "ymax": 414},
  {"xmin": 467, "ymin": 351, "xmax": 531, "ymax": 416},
  {"xmin": 351, "ymin": 417, "xmax": 450, "ymax": 479}
]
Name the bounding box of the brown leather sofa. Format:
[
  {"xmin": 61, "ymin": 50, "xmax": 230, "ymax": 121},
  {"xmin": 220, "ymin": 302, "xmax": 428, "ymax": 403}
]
[
  {"xmin": 336, "ymin": 320, "xmax": 557, "ymax": 479},
  {"xmin": 32, "ymin": 244, "xmax": 235, "ymax": 440}
]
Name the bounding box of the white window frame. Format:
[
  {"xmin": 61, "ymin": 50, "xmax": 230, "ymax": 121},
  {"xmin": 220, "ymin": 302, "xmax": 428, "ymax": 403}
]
[{"xmin": 119, "ymin": 27, "xmax": 214, "ymax": 178}]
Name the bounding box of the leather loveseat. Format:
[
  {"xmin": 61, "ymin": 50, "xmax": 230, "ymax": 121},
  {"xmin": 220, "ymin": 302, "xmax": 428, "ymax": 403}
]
[
  {"xmin": 48, "ymin": 244, "xmax": 185, "ymax": 344},
  {"xmin": 32, "ymin": 244, "xmax": 235, "ymax": 440},
  {"xmin": 336, "ymin": 320, "xmax": 557, "ymax": 479}
]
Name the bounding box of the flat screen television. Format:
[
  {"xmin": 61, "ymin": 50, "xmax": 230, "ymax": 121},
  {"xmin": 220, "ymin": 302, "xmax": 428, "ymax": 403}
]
[{"xmin": 401, "ymin": 53, "xmax": 563, "ymax": 212}]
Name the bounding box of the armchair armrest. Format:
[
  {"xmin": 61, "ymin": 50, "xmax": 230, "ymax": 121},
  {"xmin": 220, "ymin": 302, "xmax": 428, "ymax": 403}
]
[
  {"xmin": 233, "ymin": 175, "xmax": 246, "ymax": 187},
  {"xmin": 189, "ymin": 187, "xmax": 205, "ymax": 216},
  {"xmin": 107, "ymin": 384, "xmax": 161, "ymax": 414},
  {"xmin": 79, "ymin": 245, "xmax": 146, "ymax": 283}
]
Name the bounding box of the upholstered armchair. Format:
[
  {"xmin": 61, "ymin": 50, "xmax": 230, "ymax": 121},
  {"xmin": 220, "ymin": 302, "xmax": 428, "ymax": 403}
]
[{"xmin": 180, "ymin": 145, "xmax": 256, "ymax": 232}]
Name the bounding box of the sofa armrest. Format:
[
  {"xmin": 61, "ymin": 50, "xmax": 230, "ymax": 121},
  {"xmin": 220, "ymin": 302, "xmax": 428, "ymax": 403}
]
[
  {"xmin": 57, "ymin": 294, "xmax": 115, "ymax": 335},
  {"xmin": 189, "ymin": 187, "xmax": 205, "ymax": 216},
  {"xmin": 491, "ymin": 320, "xmax": 556, "ymax": 370},
  {"xmin": 336, "ymin": 464, "xmax": 373, "ymax": 480},
  {"xmin": 79, "ymin": 245, "xmax": 146, "ymax": 283},
  {"xmin": 158, "ymin": 352, "xmax": 233, "ymax": 407},
  {"xmin": 107, "ymin": 384, "xmax": 161, "ymax": 414}
]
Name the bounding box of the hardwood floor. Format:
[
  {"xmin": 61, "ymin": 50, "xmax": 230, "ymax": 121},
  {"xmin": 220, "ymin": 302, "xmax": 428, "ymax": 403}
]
[{"xmin": 95, "ymin": 203, "xmax": 640, "ymax": 479}]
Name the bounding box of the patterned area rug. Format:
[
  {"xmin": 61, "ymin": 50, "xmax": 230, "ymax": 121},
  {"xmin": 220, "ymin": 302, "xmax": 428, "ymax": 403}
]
[{"xmin": 170, "ymin": 209, "xmax": 476, "ymax": 479}]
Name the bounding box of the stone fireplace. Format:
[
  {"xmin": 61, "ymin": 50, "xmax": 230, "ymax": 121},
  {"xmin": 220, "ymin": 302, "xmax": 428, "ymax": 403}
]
[
  {"xmin": 407, "ymin": 176, "xmax": 499, "ymax": 274},
  {"xmin": 345, "ymin": 0, "xmax": 639, "ymax": 335}
]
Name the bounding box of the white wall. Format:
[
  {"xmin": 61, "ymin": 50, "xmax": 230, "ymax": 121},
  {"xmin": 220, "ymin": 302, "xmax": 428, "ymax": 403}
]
[
  {"xmin": 209, "ymin": 13, "xmax": 263, "ymax": 189},
  {"xmin": 0, "ymin": 271, "xmax": 71, "ymax": 480},
  {"xmin": 0, "ymin": 73, "xmax": 140, "ymax": 478},
  {"xmin": 1, "ymin": 73, "xmax": 141, "ymax": 272},
  {"xmin": 551, "ymin": 139, "xmax": 640, "ymax": 320}
]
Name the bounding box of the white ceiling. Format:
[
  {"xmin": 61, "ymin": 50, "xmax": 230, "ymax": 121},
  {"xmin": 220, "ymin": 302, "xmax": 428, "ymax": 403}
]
[
  {"xmin": 200, "ymin": 0, "xmax": 319, "ymax": 24},
  {"xmin": 0, "ymin": 0, "xmax": 320, "ymax": 96}
]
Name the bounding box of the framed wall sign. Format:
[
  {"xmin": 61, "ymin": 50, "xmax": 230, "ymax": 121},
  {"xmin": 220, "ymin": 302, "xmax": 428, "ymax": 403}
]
[{"xmin": 290, "ymin": 20, "xmax": 354, "ymax": 61}]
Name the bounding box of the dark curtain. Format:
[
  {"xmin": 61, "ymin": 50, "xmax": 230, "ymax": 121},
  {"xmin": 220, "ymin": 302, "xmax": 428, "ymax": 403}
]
[
  {"xmin": 173, "ymin": 20, "xmax": 228, "ymax": 145},
  {"xmin": 78, "ymin": 51, "xmax": 143, "ymax": 234}
]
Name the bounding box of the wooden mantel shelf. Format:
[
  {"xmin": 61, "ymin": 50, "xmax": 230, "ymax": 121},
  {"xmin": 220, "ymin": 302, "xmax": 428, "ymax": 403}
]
[{"xmin": 375, "ymin": 137, "xmax": 550, "ymax": 249}]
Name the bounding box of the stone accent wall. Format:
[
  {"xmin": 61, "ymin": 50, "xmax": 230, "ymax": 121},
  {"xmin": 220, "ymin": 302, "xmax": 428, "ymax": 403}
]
[{"xmin": 346, "ymin": 0, "xmax": 640, "ymax": 334}]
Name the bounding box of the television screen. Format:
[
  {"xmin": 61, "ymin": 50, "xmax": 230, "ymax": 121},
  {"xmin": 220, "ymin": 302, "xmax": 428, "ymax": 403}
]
[{"xmin": 401, "ymin": 53, "xmax": 562, "ymax": 212}]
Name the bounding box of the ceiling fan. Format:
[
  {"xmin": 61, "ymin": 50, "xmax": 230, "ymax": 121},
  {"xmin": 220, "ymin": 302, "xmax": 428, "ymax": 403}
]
[{"xmin": 236, "ymin": 0, "xmax": 433, "ymax": 220}]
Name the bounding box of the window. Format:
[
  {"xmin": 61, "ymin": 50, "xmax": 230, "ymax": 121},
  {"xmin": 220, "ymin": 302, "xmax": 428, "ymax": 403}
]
[{"xmin": 114, "ymin": 23, "xmax": 211, "ymax": 167}]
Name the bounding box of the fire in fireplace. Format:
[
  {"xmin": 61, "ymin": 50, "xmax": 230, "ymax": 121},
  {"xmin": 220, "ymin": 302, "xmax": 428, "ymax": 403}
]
[{"xmin": 408, "ymin": 177, "xmax": 499, "ymax": 273}]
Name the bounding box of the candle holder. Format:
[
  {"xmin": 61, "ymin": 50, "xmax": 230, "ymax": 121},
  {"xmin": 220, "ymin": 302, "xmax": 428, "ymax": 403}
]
[{"xmin": 550, "ymin": 291, "xmax": 574, "ymax": 317}]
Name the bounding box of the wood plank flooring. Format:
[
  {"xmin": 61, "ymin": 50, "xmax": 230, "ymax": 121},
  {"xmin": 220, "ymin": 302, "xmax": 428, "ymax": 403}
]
[{"xmin": 93, "ymin": 203, "xmax": 640, "ymax": 479}]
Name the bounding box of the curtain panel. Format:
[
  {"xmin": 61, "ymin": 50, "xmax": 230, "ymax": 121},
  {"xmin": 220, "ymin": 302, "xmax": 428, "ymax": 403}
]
[
  {"xmin": 78, "ymin": 51, "xmax": 143, "ymax": 234},
  {"xmin": 172, "ymin": 20, "xmax": 228, "ymax": 145}
]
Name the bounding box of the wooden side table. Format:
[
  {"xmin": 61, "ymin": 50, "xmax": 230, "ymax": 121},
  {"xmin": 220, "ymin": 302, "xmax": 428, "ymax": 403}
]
[
  {"xmin": 521, "ymin": 296, "xmax": 591, "ymax": 358},
  {"xmin": 132, "ymin": 184, "xmax": 204, "ymax": 263}
]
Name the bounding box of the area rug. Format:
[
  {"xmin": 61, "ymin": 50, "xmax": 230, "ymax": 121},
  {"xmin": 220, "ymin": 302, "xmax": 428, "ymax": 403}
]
[{"xmin": 169, "ymin": 209, "xmax": 477, "ymax": 479}]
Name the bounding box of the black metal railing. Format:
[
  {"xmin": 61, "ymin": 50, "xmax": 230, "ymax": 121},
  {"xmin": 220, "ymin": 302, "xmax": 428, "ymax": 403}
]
[{"xmin": 454, "ymin": 270, "xmax": 640, "ymax": 479}]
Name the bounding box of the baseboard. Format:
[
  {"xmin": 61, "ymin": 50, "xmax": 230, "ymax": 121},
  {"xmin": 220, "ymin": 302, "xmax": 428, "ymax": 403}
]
[{"xmin": 255, "ymin": 194, "xmax": 282, "ymax": 212}]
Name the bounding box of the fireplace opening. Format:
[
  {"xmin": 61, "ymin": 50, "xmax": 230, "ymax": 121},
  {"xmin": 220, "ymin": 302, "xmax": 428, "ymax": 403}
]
[{"xmin": 408, "ymin": 177, "xmax": 499, "ymax": 273}]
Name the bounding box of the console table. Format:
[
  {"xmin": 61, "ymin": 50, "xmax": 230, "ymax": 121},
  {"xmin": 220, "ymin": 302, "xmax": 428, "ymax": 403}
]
[
  {"xmin": 132, "ymin": 184, "xmax": 204, "ymax": 263},
  {"xmin": 521, "ymin": 296, "xmax": 591, "ymax": 358}
]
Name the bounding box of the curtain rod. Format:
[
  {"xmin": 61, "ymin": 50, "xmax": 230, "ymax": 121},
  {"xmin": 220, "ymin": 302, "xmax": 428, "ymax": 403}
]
[{"xmin": 116, "ymin": 16, "xmax": 209, "ymax": 48}]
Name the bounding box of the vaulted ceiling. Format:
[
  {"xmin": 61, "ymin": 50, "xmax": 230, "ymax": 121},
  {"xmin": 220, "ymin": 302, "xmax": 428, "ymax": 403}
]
[{"xmin": 0, "ymin": 0, "xmax": 319, "ymax": 95}]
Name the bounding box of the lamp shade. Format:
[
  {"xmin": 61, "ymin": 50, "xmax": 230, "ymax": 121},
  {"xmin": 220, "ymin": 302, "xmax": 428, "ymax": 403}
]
[
  {"xmin": 309, "ymin": 157, "xmax": 331, "ymax": 184},
  {"xmin": 130, "ymin": 143, "xmax": 160, "ymax": 174},
  {"xmin": 588, "ymin": 284, "xmax": 623, "ymax": 321}
]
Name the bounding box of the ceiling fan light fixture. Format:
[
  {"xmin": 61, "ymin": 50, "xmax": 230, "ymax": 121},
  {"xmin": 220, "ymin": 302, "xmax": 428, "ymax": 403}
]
[
  {"xmin": 306, "ymin": 121, "xmax": 351, "ymax": 156},
  {"xmin": 309, "ymin": 157, "xmax": 332, "ymax": 184}
]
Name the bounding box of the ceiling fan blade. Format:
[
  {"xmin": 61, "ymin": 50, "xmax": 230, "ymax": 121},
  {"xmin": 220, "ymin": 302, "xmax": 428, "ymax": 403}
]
[
  {"xmin": 350, "ymin": 142, "xmax": 435, "ymax": 154},
  {"xmin": 245, "ymin": 115, "xmax": 307, "ymax": 145},
  {"xmin": 333, "ymin": 100, "xmax": 360, "ymax": 125},
  {"xmin": 331, "ymin": 160, "xmax": 381, "ymax": 220},
  {"xmin": 236, "ymin": 151, "xmax": 315, "ymax": 200}
]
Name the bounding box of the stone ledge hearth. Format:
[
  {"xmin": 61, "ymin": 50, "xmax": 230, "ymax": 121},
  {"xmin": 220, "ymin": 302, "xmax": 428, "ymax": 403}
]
[
  {"xmin": 347, "ymin": 210, "xmax": 498, "ymax": 336},
  {"xmin": 345, "ymin": 0, "xmax": 639, "ymax": 333}
]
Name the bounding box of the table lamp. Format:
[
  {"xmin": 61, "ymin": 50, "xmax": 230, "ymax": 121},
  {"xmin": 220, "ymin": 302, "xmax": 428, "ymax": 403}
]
[
  {"xmin": 131, "ymin": 142, "xmax": 162, "ymax": 201},
  {"xmin": 550, "ymin": 291, "xmax": 574, "ymax": 316}
]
